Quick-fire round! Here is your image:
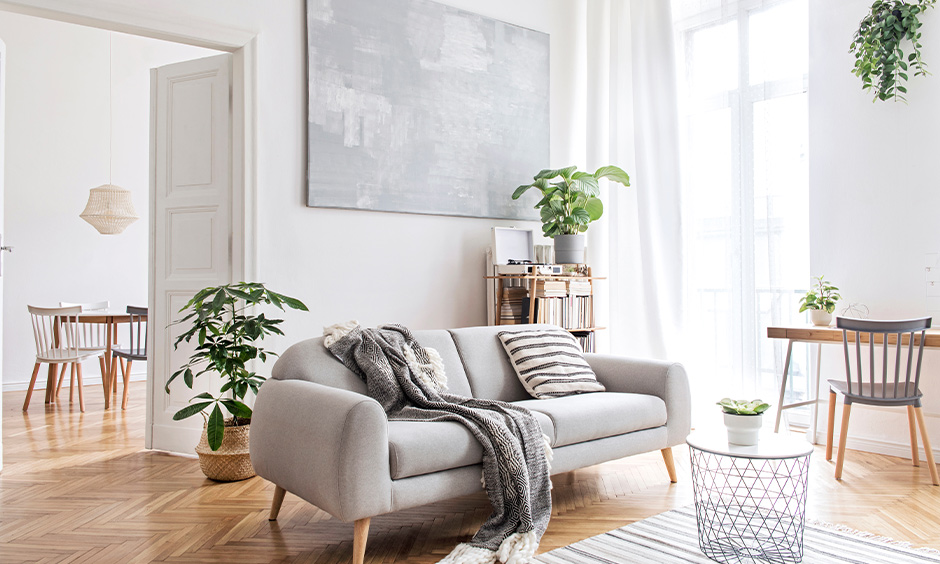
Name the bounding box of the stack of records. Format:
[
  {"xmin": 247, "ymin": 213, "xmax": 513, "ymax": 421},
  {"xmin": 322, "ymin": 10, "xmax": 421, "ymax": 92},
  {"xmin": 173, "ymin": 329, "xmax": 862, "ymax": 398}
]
[{"xmin": 499, "ymin": 287, "xmax": 529, "ymax": 324}]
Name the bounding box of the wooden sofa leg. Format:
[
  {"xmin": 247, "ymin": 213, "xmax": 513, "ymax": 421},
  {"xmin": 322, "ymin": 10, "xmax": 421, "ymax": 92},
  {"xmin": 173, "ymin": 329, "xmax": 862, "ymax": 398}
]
[
  {"xmin": 661, "ymin": 448, "xmax": 678, "ymax": 483},
  {"xmin": 353, "ymin": 517, "xmax": 370, "ymax": 564},
  {"xmin": 269, "ymin": 485, "xmax": 286, "ymax": 521}
]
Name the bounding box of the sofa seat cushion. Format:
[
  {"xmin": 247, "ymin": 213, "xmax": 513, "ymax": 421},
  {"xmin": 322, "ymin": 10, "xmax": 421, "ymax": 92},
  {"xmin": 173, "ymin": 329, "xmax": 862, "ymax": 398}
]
[
  {"xmin": 387, "ymin": 410, "xmax": 555, "ymax": 479},
  {"xmin": 513, "ymin": 392, "xmax": 667, "ymax": 447}
]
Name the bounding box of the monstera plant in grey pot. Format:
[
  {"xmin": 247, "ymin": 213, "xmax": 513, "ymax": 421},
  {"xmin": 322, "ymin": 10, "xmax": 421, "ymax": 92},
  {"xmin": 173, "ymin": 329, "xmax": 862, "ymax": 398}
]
[{"xmin": 512, "ymin": 165, "xmax": 631, "ymax": 264}]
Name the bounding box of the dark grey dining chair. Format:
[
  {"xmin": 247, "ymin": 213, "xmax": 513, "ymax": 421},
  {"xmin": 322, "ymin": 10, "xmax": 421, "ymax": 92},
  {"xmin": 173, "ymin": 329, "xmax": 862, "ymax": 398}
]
[
  {"xmin": 110, "ymin": 306, "xmax": 148, "ymax": 410},
  {"xmin": 827, "ymin": 316, "xmax": 938, "ymax": 485}
]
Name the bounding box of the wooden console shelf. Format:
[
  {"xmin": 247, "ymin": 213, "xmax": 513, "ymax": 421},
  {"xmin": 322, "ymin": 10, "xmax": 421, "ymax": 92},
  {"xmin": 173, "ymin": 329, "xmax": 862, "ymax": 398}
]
[{"xmin": 485, "ymin": 267, "xmax": 605, "ymax": 352}]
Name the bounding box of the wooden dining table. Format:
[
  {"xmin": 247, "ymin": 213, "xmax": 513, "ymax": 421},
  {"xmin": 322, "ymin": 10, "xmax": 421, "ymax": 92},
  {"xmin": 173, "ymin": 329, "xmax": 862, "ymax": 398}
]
[
  {"xmin": 767, "ymin": 324, "xmax": 940, "ymax": 442},
  {"xmin": 44, "ymin": 309, "xmax": 133, "ymax": 409}
]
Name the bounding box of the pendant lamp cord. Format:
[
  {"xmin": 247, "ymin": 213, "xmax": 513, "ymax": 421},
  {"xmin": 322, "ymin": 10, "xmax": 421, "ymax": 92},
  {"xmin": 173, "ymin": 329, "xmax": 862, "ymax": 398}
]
[{"xmin": 108, "ymin": 32, "xmax": 113, "ymax": 186}]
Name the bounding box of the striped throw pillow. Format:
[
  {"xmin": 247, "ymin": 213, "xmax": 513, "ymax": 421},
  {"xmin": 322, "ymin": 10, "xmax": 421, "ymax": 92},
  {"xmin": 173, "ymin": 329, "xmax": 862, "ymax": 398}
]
[{"xmin": 498, "ymin": 328, "xmax": 605, "ymax": 399}]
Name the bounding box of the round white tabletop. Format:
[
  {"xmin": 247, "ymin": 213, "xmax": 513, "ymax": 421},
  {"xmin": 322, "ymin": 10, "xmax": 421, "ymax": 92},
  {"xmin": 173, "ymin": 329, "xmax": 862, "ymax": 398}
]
[{"xmin": 687, "ymin": 431, "xmax": 813, "ymax": 460}]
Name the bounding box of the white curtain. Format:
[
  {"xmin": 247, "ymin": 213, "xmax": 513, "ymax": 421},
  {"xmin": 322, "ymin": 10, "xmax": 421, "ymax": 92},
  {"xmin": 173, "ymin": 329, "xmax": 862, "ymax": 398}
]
[
  {"xmin": 579, "ymin": 0, "xmax": 685, "ymax": 361},
  {"xmin": 572, "ymin": 0, "xmax": 810, "ymax": 426}
]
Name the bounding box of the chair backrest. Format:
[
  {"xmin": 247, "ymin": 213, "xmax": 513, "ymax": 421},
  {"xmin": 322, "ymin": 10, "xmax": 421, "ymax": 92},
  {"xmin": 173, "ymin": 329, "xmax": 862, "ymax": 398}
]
[
  {"xmin": 60, "ymin": 301, "xmax": 111, "ymax": 349},
  {"xmin": 28, "ymin": 305, "xmax": 83, "ymax": 361},
  {"xmin": 837, "ymin": 316, "xmax": 932, "ymax": 402},
  {"xmin": 126, "ymin": 306, "xmax": 148, "ymax": 357}
]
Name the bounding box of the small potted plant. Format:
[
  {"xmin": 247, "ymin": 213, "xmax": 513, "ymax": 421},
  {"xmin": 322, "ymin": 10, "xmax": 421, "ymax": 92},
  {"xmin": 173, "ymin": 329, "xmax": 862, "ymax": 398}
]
[
  {"xmin": 718, "ymin": 398, "xmax": 770, "ymax": 446},
  {"xmin": 512, "ymin": 165, "xmax": 631, "ymax": 264},
  {"xmin": 166, "ymin": 282, "xmax": 308, "ymax": 481},
  {"xmin": 798, "ymin": 275, "xmax": 842, "ymax": 326}
]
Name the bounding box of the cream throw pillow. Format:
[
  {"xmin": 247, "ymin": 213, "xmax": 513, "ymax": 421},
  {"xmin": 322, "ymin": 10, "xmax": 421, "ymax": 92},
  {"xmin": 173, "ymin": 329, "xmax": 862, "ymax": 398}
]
[{"xmin": 498, "ymin": 328, "xmax": 605, "ymax": 399}]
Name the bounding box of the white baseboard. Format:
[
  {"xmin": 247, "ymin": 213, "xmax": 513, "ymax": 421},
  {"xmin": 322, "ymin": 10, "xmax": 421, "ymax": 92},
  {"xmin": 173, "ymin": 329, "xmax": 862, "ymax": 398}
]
[
  {"xmin": 809, "ymin": 429, "xmax": 940, "ymax": 461},
  {"xmin": 2, "ymin": 371, "xmax": 147, "ymax": 393}
]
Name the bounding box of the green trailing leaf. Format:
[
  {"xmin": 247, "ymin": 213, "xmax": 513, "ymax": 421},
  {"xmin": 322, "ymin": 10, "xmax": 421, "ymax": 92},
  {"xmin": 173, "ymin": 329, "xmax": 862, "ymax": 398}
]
[{"xmin": 850, "ymin": 0, "xmax": 936, "ymax": 103}]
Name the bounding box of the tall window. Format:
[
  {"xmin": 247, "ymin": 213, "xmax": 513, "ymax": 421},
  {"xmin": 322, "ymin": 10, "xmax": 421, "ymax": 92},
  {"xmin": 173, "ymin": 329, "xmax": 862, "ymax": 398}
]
[{"xmin": 672, "ymin": 0, "xmax": 810, "ymax": 419}]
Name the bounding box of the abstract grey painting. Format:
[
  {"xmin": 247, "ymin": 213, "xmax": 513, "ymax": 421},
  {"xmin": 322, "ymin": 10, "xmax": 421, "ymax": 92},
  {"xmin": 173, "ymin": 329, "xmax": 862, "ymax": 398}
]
[{"xmin": 306, "ymin": 0, "xmax": 549, "ymax": 219}]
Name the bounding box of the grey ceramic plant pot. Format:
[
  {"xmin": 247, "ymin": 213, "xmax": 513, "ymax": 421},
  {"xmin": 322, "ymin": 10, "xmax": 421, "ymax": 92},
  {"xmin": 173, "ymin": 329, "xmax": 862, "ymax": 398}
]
[{"xmin": 554, "ymin": 234, "xmax": 586, "ymax": 264}]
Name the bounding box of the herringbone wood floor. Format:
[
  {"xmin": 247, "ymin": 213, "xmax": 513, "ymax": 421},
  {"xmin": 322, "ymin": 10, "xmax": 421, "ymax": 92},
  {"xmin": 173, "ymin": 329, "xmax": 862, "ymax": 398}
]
[{"xmin": 3, "ymin": 382, "xmax": 940, "ymax": 563}]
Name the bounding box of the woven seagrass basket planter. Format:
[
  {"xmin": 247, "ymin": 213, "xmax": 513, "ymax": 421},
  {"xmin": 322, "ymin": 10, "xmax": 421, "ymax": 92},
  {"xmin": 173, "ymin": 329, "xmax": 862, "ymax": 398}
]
[{"xmin": 195, "ymin": 421, "xmax": 256, "ymax": 482}]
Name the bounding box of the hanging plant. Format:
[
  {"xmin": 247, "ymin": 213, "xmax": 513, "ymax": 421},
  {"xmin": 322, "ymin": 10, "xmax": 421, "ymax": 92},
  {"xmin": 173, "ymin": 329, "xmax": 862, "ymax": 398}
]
[{"xmin": 850, "ymin": 0, "xmax": 936, "ymax": 102}]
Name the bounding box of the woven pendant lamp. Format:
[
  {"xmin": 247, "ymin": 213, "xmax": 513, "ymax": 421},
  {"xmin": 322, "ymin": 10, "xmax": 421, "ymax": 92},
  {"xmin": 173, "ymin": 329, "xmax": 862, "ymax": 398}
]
[
  {"xmin": 80, "ymin": 184, "xmax": 139, "ymax": 234},
  {"xmin": 80, "ymin": 33, "xmax": 138, "ymax": 235}
]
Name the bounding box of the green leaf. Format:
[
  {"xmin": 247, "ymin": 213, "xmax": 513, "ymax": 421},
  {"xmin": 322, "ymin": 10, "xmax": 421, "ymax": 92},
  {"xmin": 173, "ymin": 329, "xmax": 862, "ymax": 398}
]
[
  {"xmin": 571, "ymin": 207, "xmax": 591, "ymax": 224},
  {"xmin": 183, "ymin": 368, "xmax": 194, "ymax": 388},
  {"xmin": 207, "ymin": 404, "xmax": 225, "ymax": 451},
  {"xmin": 512, "ymin": 184, "xmax": 533, "ymax": 199},
  {"xmin": 173, "ymin": 401, "xmax": 214, "ymax": 421},
  {"xmin": 221, "ymin": 399, "xmax": 253, "ymax": 419},
  {"xmin": 570, "ymin": 175, "xmax": 600, "ymax": 197},
  {"xmin": 584, "ymin": 197, "xmax": 604, "ymax": 221},
  {"xmin": 593, "ymin": 165, "xmax": 631, "ymax": 186},
  {"xmin": 211, "ymin": 289, "xmax": 227, "ymax": 314}
]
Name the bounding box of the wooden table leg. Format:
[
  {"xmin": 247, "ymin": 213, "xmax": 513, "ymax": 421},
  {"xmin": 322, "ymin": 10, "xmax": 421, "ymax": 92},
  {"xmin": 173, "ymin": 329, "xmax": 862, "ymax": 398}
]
[{"xmin": 101, "ymin": 320, "xmax": 113, "ymax": 409}]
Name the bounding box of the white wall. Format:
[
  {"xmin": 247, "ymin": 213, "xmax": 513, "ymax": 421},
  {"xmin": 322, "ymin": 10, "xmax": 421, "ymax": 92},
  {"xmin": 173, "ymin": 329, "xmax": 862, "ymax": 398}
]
[
  {"xmin": 810, "ymin": 0, "xmax": 940, "ymax": 458},
  {"xmin": 0, "ymin": 0, "xmax": 583, "ymax": 388},
  {"xmin": 0, "ymin": 13, "xmax": 216, "ymax": 390}
]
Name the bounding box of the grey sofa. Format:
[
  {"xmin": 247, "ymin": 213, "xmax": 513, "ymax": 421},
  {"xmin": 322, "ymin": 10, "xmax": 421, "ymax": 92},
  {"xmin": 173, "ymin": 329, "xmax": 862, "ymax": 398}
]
[{"xmin": 250, "ymin": 324, "xmax": 691, "ymax": 564}]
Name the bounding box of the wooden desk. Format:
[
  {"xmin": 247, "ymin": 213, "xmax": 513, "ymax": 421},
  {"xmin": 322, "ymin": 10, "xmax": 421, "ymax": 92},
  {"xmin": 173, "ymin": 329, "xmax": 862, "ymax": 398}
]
[
  {"xmin": 44, "ymin": 310, "xmax": 132, "ymax": 409},
  {"xmin": 767, "ymin": 324, "xmax": 940, "ymax": 441}
]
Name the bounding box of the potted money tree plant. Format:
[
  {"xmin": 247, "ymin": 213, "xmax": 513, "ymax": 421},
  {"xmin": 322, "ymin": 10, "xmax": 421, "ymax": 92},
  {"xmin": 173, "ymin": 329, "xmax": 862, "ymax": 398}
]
[{"xmin": 166, "ymin": 282, "xmax": 308, "ymax": 481}]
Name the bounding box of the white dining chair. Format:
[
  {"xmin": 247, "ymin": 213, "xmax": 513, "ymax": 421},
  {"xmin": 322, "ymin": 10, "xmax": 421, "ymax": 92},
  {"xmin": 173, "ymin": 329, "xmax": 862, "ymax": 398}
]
[
  {"xmin": 24, "ymin": 305, "xmax": 105, "ymax": 412},
  {"xmin": 56, "ymin": 301, "xmax": 111, "ymax": 401}
]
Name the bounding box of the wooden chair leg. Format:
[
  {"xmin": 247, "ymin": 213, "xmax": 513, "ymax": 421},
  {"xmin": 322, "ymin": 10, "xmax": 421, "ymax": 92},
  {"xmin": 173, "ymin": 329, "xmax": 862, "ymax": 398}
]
[
  {"xmin": 121, "ymin": 360, "xmax": 132, "ymax": 410},
  {"xmin": 908, "ymin": 405, "xmax": 920, "ymax": 467},
  {"xmin": 826, "ymin": 390, "xmax": 836, "ymax": 461},
  {"xmin": 269, "ymin": 485, "xmax": 287, "ymax": 520},
  {"xmin": 69, "ymin": 363, "xmax": 76, "ymax": 403},
  {"xmin": 914, "ymin": 406, "xmax": 939, "ymax": 486},
  {"xmin": 353, "ymin": 517, "xmax": 370, "ymax": 564},
  {"xmin": 835, "ymin": 402, "xmax": 852, "ymax": 480},
  {"xmin": 23, "ymin": 362, "xmax": 42, "ymax": 411},
  {"xmin": 661, "ymin": 447, "xmax": 678, "ymax": 483},
  {"xmin": 98, "ymin": 356, "xmax": 107, "ymax": 390},
  {"xmin": 55, "ymin": 364, "xmax": 67, "ymax": 399},
  {"xmin": 75, "ymin": 363, "xmax": 85, "ymax": 413}
]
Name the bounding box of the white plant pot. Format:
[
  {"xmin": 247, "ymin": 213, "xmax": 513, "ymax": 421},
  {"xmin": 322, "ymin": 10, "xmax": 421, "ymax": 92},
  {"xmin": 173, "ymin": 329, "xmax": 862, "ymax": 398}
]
[
  {"xmin": 723, "ymin": 412, "xmax": 763, "ymax": 446},
  {"xmin": 809, "ymin": 310, "xmax": 832, "ymax": 327},
  {"xmin": 554, "ymin": 234, "xmax": 586, "ymax": 264}
]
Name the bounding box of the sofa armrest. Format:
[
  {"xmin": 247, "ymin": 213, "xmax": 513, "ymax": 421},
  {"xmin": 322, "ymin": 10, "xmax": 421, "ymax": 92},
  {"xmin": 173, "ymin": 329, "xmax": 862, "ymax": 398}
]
[
  {"xmin": 584, "ymin": 354, "xmax": 691, "ymax": 447},
  {"xmin": 250, "ymin": 379, "xmax": 392, "ymax": 522}
]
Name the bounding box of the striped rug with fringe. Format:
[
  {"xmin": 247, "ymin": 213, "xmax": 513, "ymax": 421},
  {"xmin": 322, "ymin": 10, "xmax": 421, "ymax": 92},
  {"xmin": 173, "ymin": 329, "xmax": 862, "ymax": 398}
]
[{"xmin": 535, "ymin": 506, "xmax": 940, "ymax": 563}]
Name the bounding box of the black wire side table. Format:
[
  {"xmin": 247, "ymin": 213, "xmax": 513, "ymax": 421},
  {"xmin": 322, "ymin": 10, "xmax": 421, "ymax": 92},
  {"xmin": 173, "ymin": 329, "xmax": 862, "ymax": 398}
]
[{"xmin": 688, "ymin": 432, "xmax": 813, "ymax": 564}]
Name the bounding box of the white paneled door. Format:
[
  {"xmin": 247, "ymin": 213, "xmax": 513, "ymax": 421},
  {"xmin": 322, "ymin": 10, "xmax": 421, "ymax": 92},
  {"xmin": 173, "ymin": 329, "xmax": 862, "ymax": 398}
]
[{"xmin": 148, "ymin": 53, "xmax": 239, "ymax": 453}]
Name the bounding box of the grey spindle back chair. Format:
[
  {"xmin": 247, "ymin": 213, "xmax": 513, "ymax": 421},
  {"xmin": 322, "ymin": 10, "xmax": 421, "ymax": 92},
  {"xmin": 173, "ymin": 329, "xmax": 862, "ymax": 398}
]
[
  {"xmin": 110, "ymin": 306, "xmax": 148, "ymax": 410},
  {"xmin": 24, "ymin": 305, "xmax": 105, "ymax": 412},
  {"xmin": 827, "ymin": 316, "xmax": 938, "ymax": 485}
]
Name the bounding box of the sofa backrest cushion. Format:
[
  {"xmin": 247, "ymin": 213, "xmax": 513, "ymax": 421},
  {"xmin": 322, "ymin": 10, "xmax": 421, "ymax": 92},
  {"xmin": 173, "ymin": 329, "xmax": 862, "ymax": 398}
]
[
  {"xmin": 270, "ymin": 329, "xmax": 474, "ymax": 397},
  {"xmin": 448, "ymin": 325, "xmax": 559, "ymax": 402}
]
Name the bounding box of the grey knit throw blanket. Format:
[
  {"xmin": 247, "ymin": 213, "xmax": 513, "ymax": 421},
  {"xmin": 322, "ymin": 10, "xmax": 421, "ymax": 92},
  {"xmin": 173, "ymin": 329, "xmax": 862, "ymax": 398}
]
[{"xmin": 327, "ymin": 324, "xmax": 552, "ymax": 564}]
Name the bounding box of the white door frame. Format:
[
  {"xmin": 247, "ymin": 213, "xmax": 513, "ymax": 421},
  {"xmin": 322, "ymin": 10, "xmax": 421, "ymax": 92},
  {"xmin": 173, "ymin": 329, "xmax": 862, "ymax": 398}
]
[{"xmin": 0, "ymin": 4, "xmax": 258, "ymax": 451}]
